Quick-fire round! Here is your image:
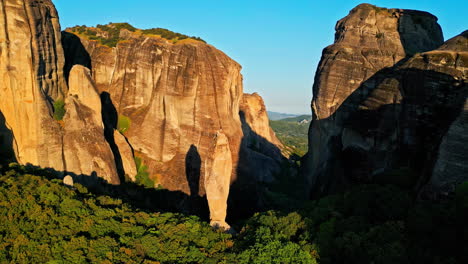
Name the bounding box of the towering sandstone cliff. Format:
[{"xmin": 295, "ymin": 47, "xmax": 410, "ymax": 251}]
[
  {"xmin": 62, "ymin": 24, "xmax": 245, "ymax": 196},
  {"xmin": 305, "ymin": 3, "xmax": 467, "ymax": 196},
  {"xmin": 0, "ymin": 0, "xmax": 119, "ymax": 184},
  {"xmin": 239, "ymin": 93, "xmax": 286, "ymax": 183},
  {"xmin": 0, "ymin": 0, "xmax": 286, "ymax": 224},
  {"xmin": 62, "ymin": 23, "xmax": 287, "ymax": 218}
]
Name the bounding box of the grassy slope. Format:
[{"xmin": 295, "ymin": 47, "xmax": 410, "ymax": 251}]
[{"xmin": 270, "ymin": 117, "xmax": 310, "ymax": 156}]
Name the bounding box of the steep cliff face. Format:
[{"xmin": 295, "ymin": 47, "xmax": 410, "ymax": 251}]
[
  {"xmin": 0, "ymin": 0, "xmax": 66, "ymax": 169},
  {"xmin": 64, "ymin": 65, "xmax": 120, "ymax": 184},
  {"xmin": 0, "ymin": 0, "xmax": 119, "ymax": 184},
  {"xmin": 240, "ymin": 93, "xmax": 284, "ymax": 153},
  {"xmin": 340, "ymin": 31, "xmax": 467, "ymax": 191},
  {"xmin": 429, "ymin": 98, "xmax": 468, "ymax": 195},
  {"xmin": 426, "ymin": 32, "xmax": 468, "ymax": 195},
  {"xmin": 238, "ymin": 93, "xmax": 286, "ymax": 183},
  {"xmin": 61, "ymin": 24, "xmax": 255, "ymax": 224},
  {"xmin": 305, "ymin": 4, "xmax": 446, "ymax": 196},
  {"xmin": 63, "ymin": 25, "xmax": 244, "ymax": 196}
]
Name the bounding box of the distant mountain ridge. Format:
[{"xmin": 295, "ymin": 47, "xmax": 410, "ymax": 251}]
[
  {"xmin": 278, "ymin": 115, "xmax": 312, "ymax": 123},
  {"xmin": 267, "ymin": 111, "xmax": 300, "ymax": 120}
]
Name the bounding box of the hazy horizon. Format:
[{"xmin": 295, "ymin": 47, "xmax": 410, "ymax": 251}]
[{"xmin": 55, "ymin": 0, "xmax": 467, "ymax": 115}]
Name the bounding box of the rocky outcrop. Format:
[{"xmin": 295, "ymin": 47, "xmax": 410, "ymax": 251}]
[
  {"xmin": 204, "ymin": 131, "xmax": 232, "ymax": 229},
  {"xmin": 238, "ymin": 93, "xmax": 286, "ymax": 183},
  {"xmin": 0, "ymin": 0, "xmax": 119, "ymax": 184},
  {"xmin": 63, "ymin": 25, "xmax": 244, "ymax": 196},
  {"xmin": 305, "ymin": 4, "xmax": 449, "ymax": 196},
  {"xmin": 0, "ymin": 0, "xmax": 66, "ymax": 170},
  {"xmin": 240, "ymin": 93, "xmax": 285, "ymax": 156},
  {"xmin": 429, "ymin": 98, "xmax": 468, "ymax": 195},
  {"xmin": 1, "ymin": 0, "xmax": 285, "ymax": 223},
  {"xmin": 113, "ymin": 130, "xmax": 137, "ymax": 181},
  {"xmin": 63, "ymin": 65, "xmax": 120, "ymax": 184}
]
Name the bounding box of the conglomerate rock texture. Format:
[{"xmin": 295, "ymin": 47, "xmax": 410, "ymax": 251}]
[
  {"xmin": 305, "ymin": 4, "xmax": 464, "ymax": 196},
  {"xmin": 427, "ymin": 32, "xmax": 468, "ymax": 195}
]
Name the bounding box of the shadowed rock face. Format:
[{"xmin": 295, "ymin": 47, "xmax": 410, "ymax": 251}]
[
  {"xmin": 305, "ymin": 3, "xmax": 451, "ymax": 196},
  {"xmin": 240, "ymin": 93, "xmax": 285, "ymax": 161},
  {"xmin": 238, "ymin": 93, "xmax": 286, "ymax": 183},
  {"xmin": 0, "ymin": 0, "xmax": 119, "ymax": 184},
  {"xmin": 430, "ymin": 98, "xmax": 468, "ymax": 195}
]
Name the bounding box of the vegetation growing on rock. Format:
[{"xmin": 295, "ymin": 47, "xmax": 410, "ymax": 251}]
[
  {"xmin": 67, "ymin": 23, "xmax": 205, "ymax": 47},
  {"xmin": 52, "ymin": 99, "xmax": 66, "ymax": 121},
  {"xmin": 117, "ymin": 114, "xmax": 131, "ymax": 134}
]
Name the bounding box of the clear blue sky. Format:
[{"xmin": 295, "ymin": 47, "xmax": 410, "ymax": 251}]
[{"xmin": 54, "ymin": 0, "xmax": 467, "ymax": 115}]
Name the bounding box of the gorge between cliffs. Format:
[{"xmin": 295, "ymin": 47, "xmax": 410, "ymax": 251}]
[{"xmin": 0, "ymin": 0, "xmax": 467, "ymax": 263}]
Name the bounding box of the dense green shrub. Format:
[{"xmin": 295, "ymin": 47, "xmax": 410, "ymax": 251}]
[
  {"xmin": 117, "ymin": 114, "xmax": 131, "ymax": 133},
  {"xmin": 52, "ymin": 99, "xmax": 66, "ymax": 120},
  {"xmin": 68, "ymin": 23, "xmax": 205, "ymax": 48},
  {"xmin": 134, "ymin": 156, "xmax": 154, "ymax": 188}
]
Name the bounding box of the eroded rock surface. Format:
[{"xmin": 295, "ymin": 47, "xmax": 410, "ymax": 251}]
[
  {"xmin": 204, "ymin": 131, "xmax": 232, "ymax": 229},
  {"xmin": 0, "ymin": 0, "xmax": 66, "ymax": 170},
  {"xmin": 0, "ymin": 0, "xmax": 119, "ymax": 184},
  {"xmin": 430, "ymin": 98, "xmax": 468, "ymax": 195},
  {"xmin": 305, "ymin": 4, "xmax": 447, "ymax": 196},
  {"xmin": 63, "ymin": 65, "xmax": 120, "ymax": 184},
  {"xmin": 238, "ymin": 93, "xmax": 286, "ymax": 183},
  {"xmin": 113, "ymin": 130, "xmax": 137, "ymax": 182},
  {"xmin": 63, "ymin": 27, "xmax": 244, "ymax": 195}
]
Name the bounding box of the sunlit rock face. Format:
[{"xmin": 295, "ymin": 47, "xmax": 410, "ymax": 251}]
[
  {"xmin": 64, "ymin": 65, "xmax": 120, "ymax": 184},
  {"xmin": 63, "ymin": 26, "xmax": 244, "ymax": 196},
  {"xmin": 0, "ymin": 0, "xmax": 67, "ymax": 170},
  {"xmin": 0, "ymin": 0, "xmax": 119, "ymax": 184},
  {"xmin": 239, "ymin": 93, "xmax": 286, "ymax": 183},
  {"xmin": 304, "ymin": 3, "xmax": 453, "ymax": 196}
]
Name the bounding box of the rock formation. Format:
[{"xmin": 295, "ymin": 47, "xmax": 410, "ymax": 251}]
[
  {"xmin": 0, "ymin": 0, "xmax": 119, "ymax": 184},
  {"xmin": 305, "ymin": 3, "xmax": 467, "ymax": 197},
  {"xmin": 63, "ymin": 23, "xmax": 286, "ymax": 217},
  {"xmin": 430, "ymin": 98, "xmax": 468, "ymax": 195},
  {"xmin": 238, "ymin": 93, "xmax": 286, "ymax": 183},
  {"xmin": 63, "ymin": 25, "xmax": 244, "ymax": 197},
  {"xmin": 204, "ymin": 131, "xmax": 232, "ymax": 229},
  {"xmin": 63, "ymin": 65, "xmax": 120, "ymax": 184},
  {"xmin": 1, "ymin": 0, "xmax": 286, "ymax": 222},
  {"xmin": 240, "ymin": 93, "xmax": 285, "ymax": 156},
  {"xmin": 0, "ymin": 0, "xmax": 67, "ymax": 170}
]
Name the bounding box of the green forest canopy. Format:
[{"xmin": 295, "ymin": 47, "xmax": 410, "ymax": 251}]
[{"xmin": 1, "ymin": 163, "xmax": 467, "ymax": 263}]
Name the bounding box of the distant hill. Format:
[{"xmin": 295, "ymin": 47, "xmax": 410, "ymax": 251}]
[
  {"xmin": 270, "ymin": 116, "xmax": 311, "ymax": 156},
  {"xmin": 278, "ymin": 115, "xmax": 312, "ymax": 123},
  {"xmin": 267, "ymin": 111, "xmax": 299, "ymax": 121}
]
